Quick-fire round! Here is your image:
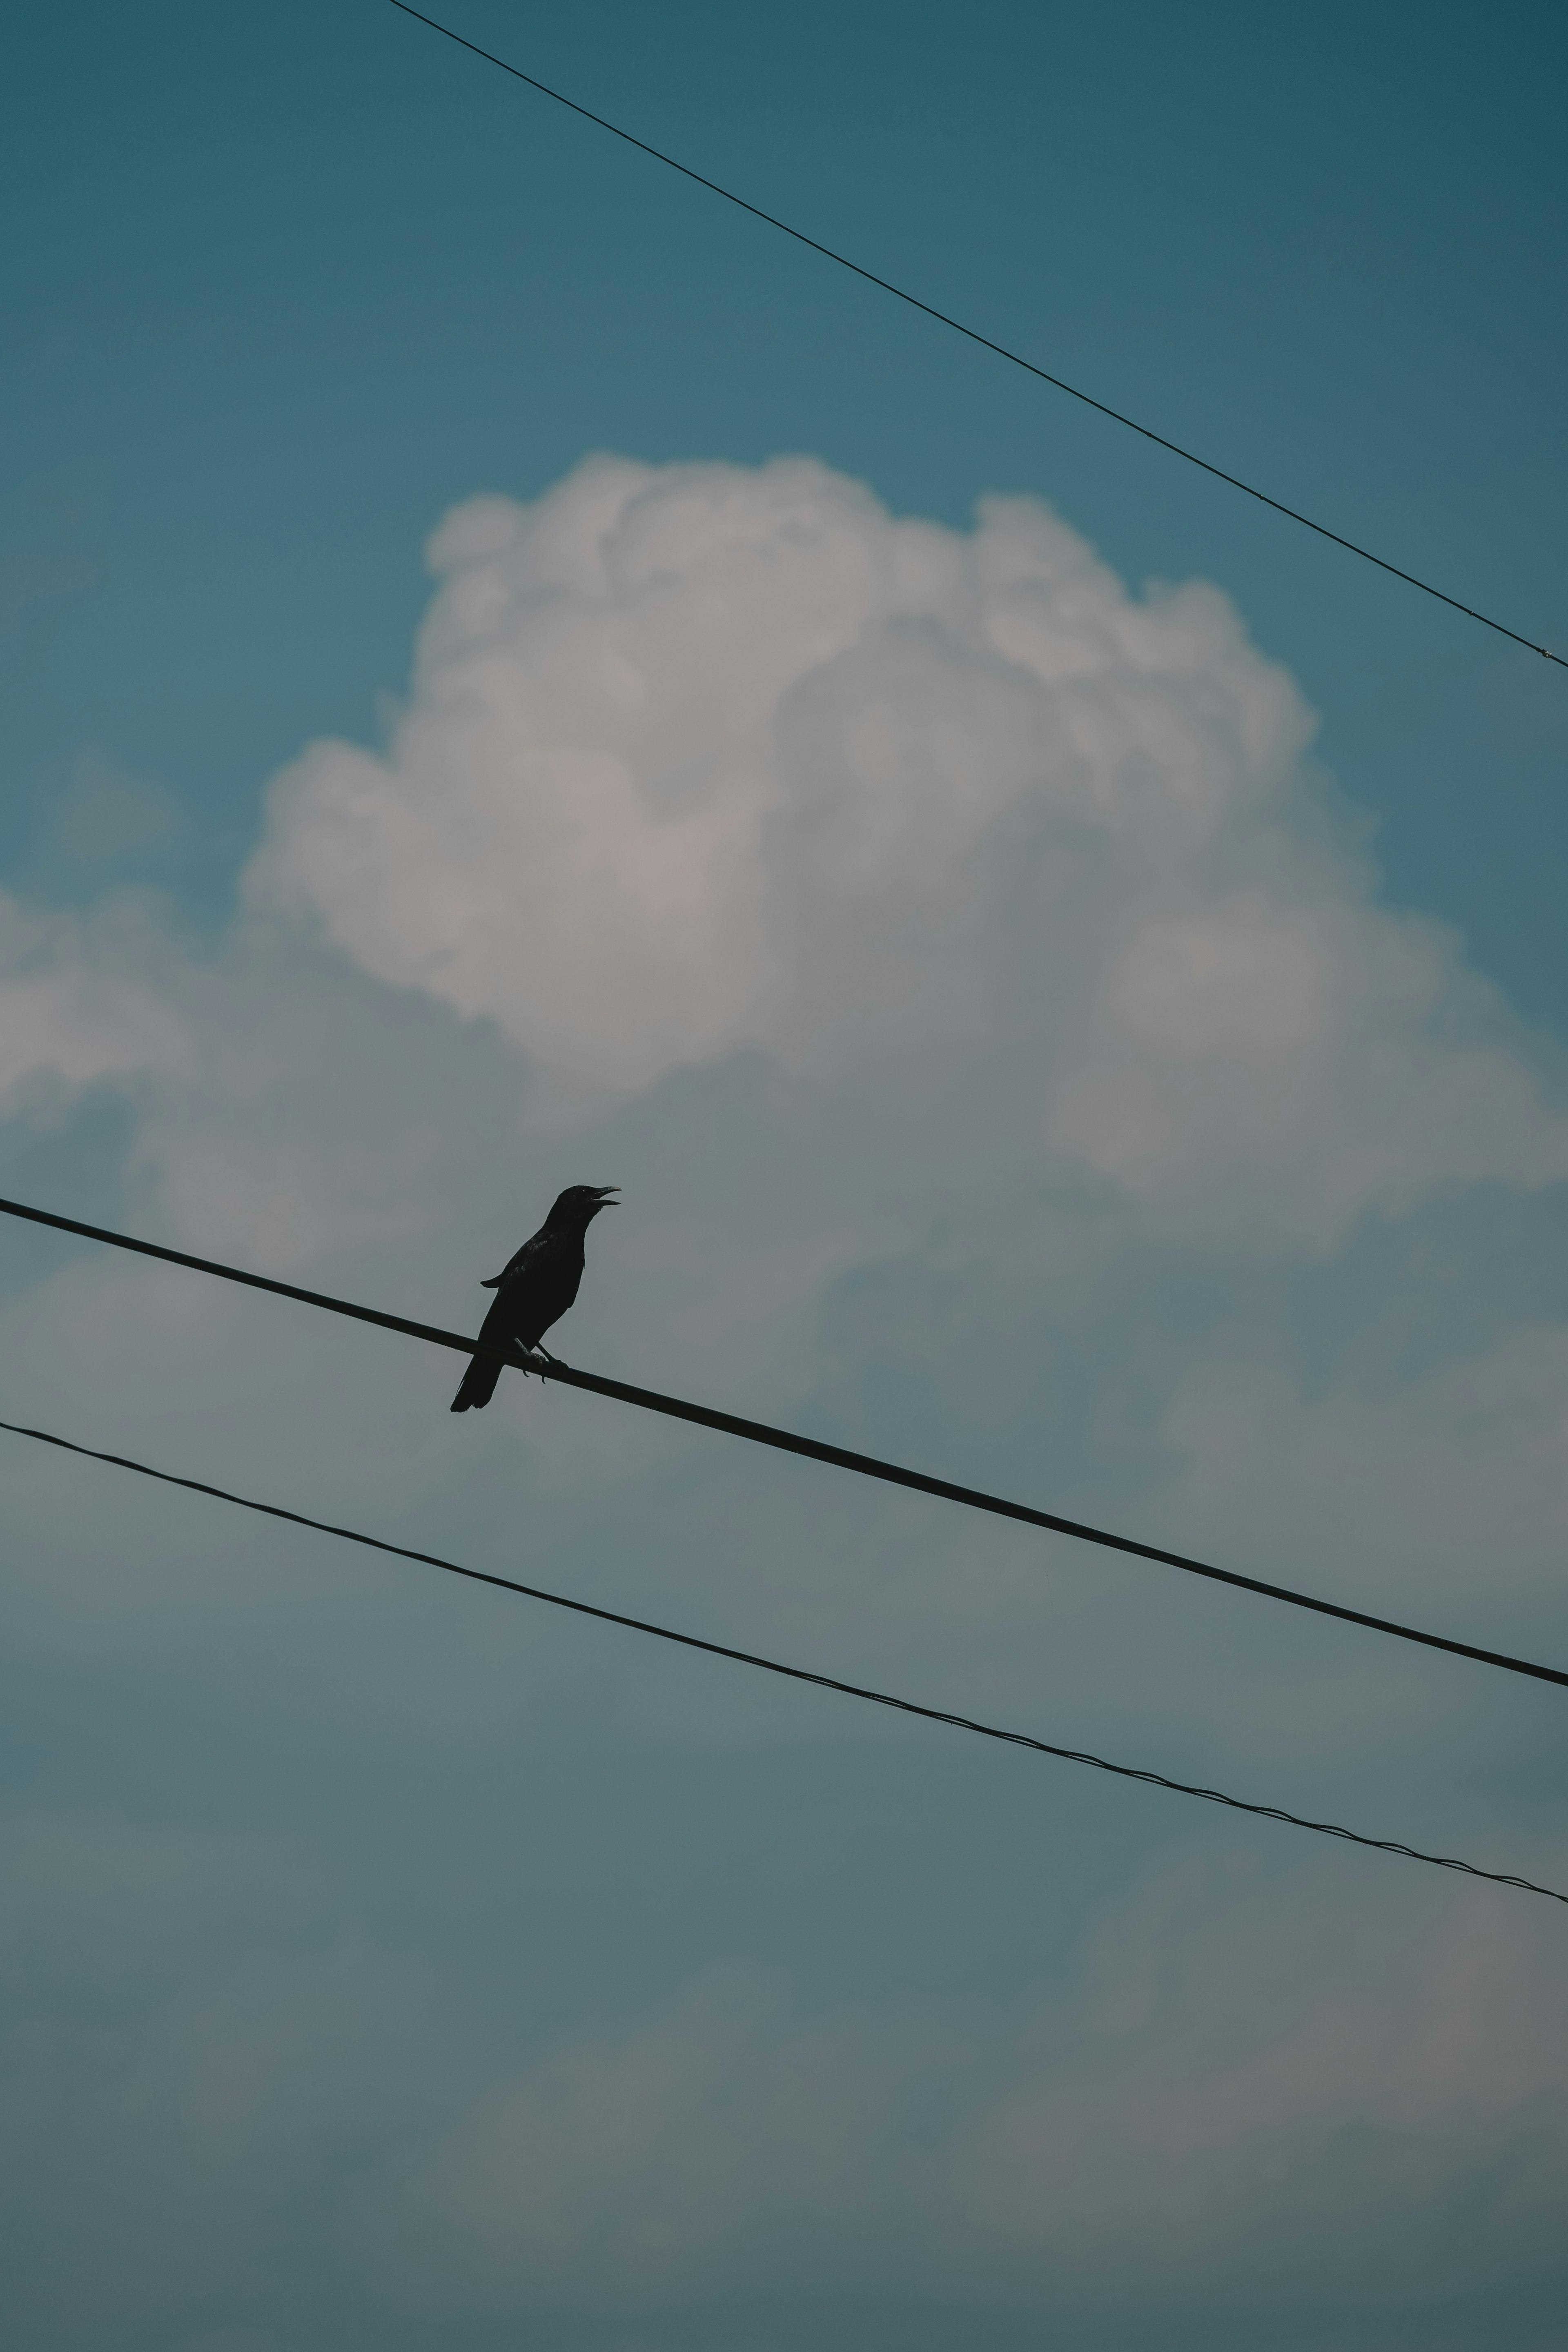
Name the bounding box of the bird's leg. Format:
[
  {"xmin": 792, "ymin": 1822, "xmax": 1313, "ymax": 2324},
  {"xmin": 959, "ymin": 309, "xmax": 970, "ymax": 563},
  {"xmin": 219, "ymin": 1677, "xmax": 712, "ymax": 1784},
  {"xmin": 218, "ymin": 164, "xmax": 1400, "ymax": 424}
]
[{"xmin": 535, "ymin": 1345, "xmax": 566, "ymax": 1368}]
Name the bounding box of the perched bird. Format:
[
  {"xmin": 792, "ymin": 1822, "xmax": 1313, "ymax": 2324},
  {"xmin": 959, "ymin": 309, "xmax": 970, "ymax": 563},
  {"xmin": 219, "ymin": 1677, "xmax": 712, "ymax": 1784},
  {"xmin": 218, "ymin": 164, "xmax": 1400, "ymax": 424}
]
[{"xmin": 450, "ymin": 1185, "xmax": 618, "ymax": 1413}]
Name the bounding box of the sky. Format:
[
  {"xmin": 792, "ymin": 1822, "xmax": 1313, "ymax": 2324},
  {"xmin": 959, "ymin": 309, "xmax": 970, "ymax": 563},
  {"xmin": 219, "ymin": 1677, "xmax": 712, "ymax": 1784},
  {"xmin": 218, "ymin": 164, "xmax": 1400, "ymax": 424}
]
[{"xmin": 2, "ymin": 3, "xmax": 1567, "ymax": 2347}]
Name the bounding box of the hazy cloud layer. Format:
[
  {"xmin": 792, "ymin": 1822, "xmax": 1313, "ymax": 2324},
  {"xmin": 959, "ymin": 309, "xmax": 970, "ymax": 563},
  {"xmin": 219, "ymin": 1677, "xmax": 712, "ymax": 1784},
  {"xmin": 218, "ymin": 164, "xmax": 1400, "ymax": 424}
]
[
  {"xmin": 415, "ymin": 1857, "xmax": 1567, "ymax": 2307},
  {"xmin": 5, "ymin": 1812, "xmax": 1562, "ymax": 2343}
]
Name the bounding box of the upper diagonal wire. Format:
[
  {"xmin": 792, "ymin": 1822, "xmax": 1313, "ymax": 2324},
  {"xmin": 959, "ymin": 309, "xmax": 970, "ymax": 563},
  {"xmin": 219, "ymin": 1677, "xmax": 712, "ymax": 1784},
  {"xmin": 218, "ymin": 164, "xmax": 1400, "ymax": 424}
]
[
  {"xmin": 383, "ymin": 0, "xmax": 1563, "ymax": 670},
  {"xmin": 4, "ymin": 1414, "xmax": 1561, "ymax": 1905}
]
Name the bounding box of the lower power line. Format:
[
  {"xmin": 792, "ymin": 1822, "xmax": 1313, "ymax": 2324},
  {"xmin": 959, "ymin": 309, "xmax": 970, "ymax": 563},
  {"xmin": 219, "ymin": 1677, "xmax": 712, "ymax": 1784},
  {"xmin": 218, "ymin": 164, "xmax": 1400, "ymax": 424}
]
[{"xmin": 3, "ymin": 1414, "xmax": 1561, "ymax": 1906}]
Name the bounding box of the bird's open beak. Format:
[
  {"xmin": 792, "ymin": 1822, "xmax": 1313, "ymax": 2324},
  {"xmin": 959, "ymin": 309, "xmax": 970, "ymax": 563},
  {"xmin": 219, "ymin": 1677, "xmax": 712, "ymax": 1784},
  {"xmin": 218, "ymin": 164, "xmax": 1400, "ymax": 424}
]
[{"xmin": 592, "ymin": 1187, "xmax": 620, "ymax": 1205}]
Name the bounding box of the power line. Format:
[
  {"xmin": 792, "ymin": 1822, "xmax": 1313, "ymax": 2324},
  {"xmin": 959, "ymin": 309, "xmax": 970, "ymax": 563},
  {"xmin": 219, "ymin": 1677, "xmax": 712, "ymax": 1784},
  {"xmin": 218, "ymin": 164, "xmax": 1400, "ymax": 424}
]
[
  {"xmin": 4, "ymin": 1190, "xmax": 1566, "ymax": 1694},
  {"xmin": 383, "ymin": 0, "xmax": 1564, "ymax": 673},
  {"xmin": 4, "ymin": 1412, "xmax": 1560, "ymax": 1906}
]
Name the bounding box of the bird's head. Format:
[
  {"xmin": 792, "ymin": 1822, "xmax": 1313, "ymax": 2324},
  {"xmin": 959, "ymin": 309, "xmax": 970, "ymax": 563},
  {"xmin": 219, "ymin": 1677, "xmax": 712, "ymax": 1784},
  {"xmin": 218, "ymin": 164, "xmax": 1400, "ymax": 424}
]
[{"xmin": 548, "ymin": 1184, "xmax": 619, "ymax": 1229}]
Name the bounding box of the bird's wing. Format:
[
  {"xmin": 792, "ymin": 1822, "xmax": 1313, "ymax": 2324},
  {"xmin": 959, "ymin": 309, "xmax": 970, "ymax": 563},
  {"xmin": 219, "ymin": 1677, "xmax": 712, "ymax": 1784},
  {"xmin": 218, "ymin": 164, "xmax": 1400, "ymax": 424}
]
[{"xmin": 481, "ymin": 1227, "xmax": 551, "ymax": 1288}]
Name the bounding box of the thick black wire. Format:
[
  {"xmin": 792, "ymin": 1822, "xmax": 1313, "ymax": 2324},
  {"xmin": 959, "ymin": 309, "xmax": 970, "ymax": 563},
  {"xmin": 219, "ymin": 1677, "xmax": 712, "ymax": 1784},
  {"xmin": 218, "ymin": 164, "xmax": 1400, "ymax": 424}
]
[
  {"xmin": 4, "ymin": 1190, "xmax": 1567, "ymax": 1694},
  {"xmin": 3, "ymin": 1414, "xmax": 1561, "ymax": 1906},
  {"xmin": 383, "ymin": 0, "xmax": 1563, "ymax": 672}
]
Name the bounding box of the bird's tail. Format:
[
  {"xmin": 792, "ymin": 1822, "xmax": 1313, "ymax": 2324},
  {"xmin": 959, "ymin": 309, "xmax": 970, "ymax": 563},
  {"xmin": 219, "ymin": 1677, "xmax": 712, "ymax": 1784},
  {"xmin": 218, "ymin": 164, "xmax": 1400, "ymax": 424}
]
[{"xmin": 450, "ymin": 1349, "xmax": 503, "ymax": 1413}]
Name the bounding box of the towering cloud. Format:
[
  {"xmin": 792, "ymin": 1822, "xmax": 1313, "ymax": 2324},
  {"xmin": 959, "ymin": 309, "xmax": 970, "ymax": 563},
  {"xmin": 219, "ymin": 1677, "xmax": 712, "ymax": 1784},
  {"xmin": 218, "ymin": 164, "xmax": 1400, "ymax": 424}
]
[{"xmin": 247, "ymin": 455, "xmax": 1566, "ymax": 1247}]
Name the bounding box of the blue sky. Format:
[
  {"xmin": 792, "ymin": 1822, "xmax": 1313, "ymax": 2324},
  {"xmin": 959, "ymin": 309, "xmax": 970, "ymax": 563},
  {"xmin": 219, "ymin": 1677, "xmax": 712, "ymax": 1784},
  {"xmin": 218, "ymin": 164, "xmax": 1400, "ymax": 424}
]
[{"xmin": 3, "ymin": 5, "xmax": 1567, "ymax": 2348}]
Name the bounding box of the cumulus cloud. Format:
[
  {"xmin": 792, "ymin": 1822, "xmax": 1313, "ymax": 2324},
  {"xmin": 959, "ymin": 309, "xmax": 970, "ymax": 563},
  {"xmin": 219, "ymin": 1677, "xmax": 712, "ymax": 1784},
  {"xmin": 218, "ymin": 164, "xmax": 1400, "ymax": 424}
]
[{"xmin": 247, "ymin": 454, "xmax": 1568, "ymax": 1245}]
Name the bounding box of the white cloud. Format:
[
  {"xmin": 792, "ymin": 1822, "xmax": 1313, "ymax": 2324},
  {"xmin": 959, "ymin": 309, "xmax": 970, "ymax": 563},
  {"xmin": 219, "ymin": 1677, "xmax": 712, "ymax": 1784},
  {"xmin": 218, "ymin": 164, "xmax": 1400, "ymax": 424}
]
[{"xmin": 240, "ymin": 454, "xmax": 1568, "ymax": 1250}]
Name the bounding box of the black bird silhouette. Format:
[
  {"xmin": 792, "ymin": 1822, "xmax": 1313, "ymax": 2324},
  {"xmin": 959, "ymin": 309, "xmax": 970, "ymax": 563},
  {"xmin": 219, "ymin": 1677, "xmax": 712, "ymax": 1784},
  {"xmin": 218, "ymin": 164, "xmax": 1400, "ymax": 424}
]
[{"xmin": 450, "ymin": 1185, "xmax": 618, "ymax": 1413}]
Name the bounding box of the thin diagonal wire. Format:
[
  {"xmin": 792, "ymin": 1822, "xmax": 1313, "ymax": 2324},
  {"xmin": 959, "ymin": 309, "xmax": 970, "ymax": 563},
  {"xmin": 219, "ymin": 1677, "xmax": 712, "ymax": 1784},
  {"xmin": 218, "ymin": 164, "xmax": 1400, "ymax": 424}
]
[
  {"xmin": 4, "ymin": 1414, "xmax": 1561, "ymax": 1904},
  {"xmin": 3, "ymin": 1190, "xmax": 1566, "ymax": 1693},
  {"xmin": 383, "ymin": 0, "xmax": 1563, "ymax": 670}
]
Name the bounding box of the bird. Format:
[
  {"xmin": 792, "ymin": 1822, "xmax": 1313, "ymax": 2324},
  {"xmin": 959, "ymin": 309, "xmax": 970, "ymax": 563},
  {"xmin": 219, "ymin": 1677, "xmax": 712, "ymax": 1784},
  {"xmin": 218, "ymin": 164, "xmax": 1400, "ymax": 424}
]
[{"xmin": 450, "ymin": 1185, "xmax": 619, "ymax": 1413}]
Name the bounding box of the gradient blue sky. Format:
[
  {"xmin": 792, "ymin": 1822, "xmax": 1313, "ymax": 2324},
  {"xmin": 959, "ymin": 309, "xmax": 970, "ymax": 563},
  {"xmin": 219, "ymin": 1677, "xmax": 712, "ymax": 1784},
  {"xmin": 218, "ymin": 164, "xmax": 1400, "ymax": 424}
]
[{"xmin": 3, "ymin": 6, "xmax": 1567, "ymax": 2349}]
